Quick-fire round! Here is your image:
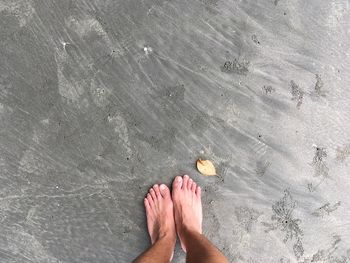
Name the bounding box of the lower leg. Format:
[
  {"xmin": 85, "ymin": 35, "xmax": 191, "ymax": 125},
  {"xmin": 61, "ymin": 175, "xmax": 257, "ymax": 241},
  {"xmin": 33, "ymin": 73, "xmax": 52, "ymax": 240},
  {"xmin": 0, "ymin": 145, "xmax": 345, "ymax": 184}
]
[
  {"xmin": 133, "ymin": 235, "xmax": 175, "ymax": 263},
  {"xmin": 183, "ymin": 228, "xmax": 228, "ymax": 263}
]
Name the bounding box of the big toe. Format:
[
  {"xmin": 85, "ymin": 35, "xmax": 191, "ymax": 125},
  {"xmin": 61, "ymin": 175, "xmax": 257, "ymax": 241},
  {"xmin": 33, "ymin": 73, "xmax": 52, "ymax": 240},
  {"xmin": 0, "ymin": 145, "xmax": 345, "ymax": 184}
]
[
  {"xmin": 160, "ymin": 184, "xmax": 171, "ymax": 199},
  {"xmin": 172, "ymin": 176, "xmax": 183, "ymax": 190}
]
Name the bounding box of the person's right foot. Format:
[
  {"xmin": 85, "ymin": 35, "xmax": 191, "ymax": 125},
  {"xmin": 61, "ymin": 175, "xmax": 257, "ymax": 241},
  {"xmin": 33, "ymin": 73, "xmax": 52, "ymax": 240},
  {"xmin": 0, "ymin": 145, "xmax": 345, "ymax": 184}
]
[
  {"xmin": 144, "ymin": 184, "xmax": 176, "ymax": 245},
  {"xmin": 172, "ymin": 175, "xmax": 202, "ymax": 252}
]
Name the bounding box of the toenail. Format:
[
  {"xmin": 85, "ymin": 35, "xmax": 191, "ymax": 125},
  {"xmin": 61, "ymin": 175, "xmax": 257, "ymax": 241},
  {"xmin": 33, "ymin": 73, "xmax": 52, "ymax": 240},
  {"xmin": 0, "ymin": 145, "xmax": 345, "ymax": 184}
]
[
  {"xmin": 153, "ymin": 184, "xmax": 158, "ymax": 188},
  {"xmin": 160, "ymin": 184, "xmax": 166, "ymax": 190},
  {"xmin": 150, "ymin": 188, "xmax": 154, "ymax": 192},
  {"xmin": 176, "ymin": 176, "xmax": 182, "ymax": 182}
]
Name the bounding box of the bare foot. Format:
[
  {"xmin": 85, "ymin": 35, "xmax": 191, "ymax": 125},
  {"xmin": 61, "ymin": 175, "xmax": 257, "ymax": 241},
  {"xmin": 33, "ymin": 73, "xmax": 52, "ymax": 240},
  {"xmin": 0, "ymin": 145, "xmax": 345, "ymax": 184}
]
[
  {"xmin": 172, "ymin": 175, "xmax": 202, "ymax": 252},
  {"xmin": 144, "ymin": 184, "xmax": 176, "ymax": 245}
]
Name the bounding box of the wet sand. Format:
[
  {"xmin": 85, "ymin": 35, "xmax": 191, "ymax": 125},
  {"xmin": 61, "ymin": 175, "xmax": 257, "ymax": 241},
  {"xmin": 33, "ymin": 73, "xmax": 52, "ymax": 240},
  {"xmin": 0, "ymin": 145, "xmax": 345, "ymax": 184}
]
[{"xmin": 0, "ymin": 0, "xmax": 349, "ymax": 262}]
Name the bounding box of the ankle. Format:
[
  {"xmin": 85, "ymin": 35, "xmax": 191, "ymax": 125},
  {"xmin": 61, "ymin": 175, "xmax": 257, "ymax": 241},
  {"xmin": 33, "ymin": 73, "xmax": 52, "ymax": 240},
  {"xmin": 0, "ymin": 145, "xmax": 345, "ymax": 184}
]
[
  {"xmin": 158, "ymin": 231, "xmax": 176, "ymax": 243},
  {"xmin": 179, "ymin": 224, "xmax": 202, "ymax": 236}
]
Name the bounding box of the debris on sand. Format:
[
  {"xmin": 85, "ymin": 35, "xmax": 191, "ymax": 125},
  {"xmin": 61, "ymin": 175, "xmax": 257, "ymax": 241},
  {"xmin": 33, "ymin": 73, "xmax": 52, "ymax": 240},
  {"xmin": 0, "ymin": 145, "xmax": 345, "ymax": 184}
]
[
  {"xmin": 196, "ymin": 159, "xmax": 217, "ymax": 176},
  {"xmin": 251, "ymin": 34, "xmax": 261, "ymax": 45},
  {"xmin": 290, "ymin": 80, "xmax": 304, "ymax": 109},
  {"xmin": 312, "ymin": 146, "xmax": 329, "ymax": 178},
  {"xmin": 262, "ymin": 85, "xmax": 275, "ymax": 94},
  {"xmin": 221, "ymin": 59, "xmax": 250, "ymax": 75},
  {"xmin": 314, "ymin": 74, "xmax": 325, "ymax": 96}
]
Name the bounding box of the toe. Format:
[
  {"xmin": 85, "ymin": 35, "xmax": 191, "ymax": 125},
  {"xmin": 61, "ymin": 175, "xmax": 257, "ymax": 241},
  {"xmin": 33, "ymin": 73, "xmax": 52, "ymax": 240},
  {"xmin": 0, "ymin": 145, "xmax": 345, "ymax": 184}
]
[
  {"xmin": 153, "ymin": 184, "xmax": 161, "ymax": 199},
  {"xmin": 149, "ymin": 188, "xmax": 157, "ymax": 201},
  {"xmin": 191, "ymin": 182, "xmax": 197, "ymax": 192},
  {"xmin": 159, "ymin": 184, "xmax": 170, "ymax": 199},
  {"xmin": 187, "ymin": 178, "xmax": 193, "ymax": 190},
  {"xmin": 172, "ymin": 176, "xmax": 183, "ymax": 190},
  {"xmin": 147, "ymin": 193, "xmax": 154, "ymax": 206},
  {"xmin": 196, "ymin": 186, "xmax": 201, "ymax": 198},
  {"xmin": 144, "ymin": 198, "xmax": 151, "ymax": 213},
  {"xmin": 182, "ymin": 175, "xmax": 189, "ymax": 189}
]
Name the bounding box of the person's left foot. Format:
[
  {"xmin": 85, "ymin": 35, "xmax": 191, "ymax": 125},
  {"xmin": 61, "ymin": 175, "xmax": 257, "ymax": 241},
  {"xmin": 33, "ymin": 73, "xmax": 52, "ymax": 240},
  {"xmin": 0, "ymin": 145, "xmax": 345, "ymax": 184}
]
[{"xmin": 144, "ymin": 184, "xmax": 176, "ymax": 245}]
